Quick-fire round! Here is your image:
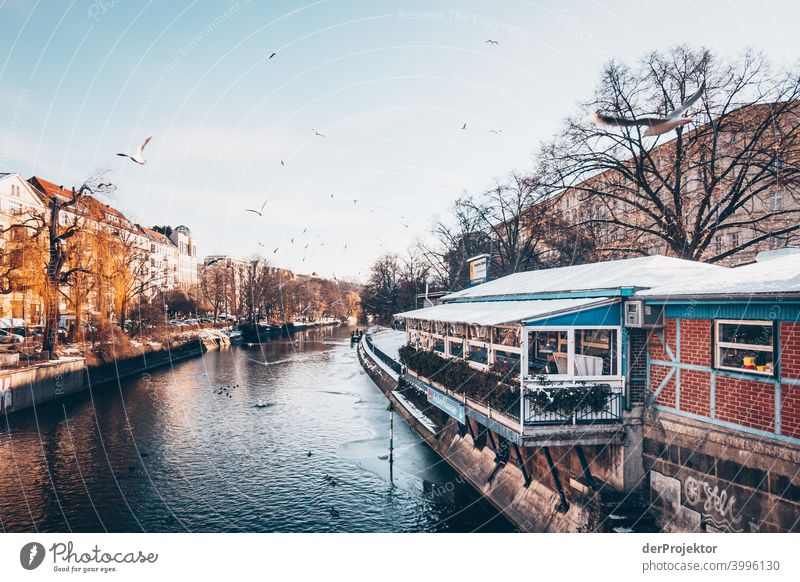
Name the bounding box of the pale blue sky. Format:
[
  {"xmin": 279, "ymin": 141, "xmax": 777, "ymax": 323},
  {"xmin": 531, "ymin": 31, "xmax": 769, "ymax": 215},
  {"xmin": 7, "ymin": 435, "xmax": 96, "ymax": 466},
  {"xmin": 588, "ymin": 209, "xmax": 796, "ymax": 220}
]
[{"xmin": 0, "ymin": 0, "xmax": 797, "ymax": 280}]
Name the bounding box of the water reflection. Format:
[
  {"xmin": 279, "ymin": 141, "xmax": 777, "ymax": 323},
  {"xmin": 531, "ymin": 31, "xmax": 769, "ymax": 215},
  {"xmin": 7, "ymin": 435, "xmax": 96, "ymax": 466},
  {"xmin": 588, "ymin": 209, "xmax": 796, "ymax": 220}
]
[{"xmin": 0, "ymin": 327, "xmax": 513, "ymax": 532}]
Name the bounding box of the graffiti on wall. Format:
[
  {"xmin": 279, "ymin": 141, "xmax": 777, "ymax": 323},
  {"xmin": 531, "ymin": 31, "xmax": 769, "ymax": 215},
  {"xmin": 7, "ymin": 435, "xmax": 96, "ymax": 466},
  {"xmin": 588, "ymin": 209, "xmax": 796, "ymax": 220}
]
[{"xmin": 684, "ymin": 475, "xmax": 744, "ymax": 532}]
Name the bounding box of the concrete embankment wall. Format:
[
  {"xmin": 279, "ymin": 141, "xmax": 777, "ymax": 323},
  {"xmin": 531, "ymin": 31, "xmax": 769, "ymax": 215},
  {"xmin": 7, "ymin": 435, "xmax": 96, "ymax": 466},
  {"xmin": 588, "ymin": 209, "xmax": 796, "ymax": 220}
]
[
  {"xmin": 357, "ymin": 342, "xmax": 608, "ymax": 532},
  {"xmin": 644, "ymin": 411, "xmax": 800, "ymax": 533},
  {"xmin": 1, "ymin": 334, "xmax": 229, "ymax": 415}
]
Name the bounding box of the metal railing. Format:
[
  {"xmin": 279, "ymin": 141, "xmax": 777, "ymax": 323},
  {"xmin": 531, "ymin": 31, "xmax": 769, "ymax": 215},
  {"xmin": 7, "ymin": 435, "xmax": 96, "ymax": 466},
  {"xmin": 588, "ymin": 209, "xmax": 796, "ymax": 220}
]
[
  {"xmin": 522, "ymin": 389, "xmax": 623, "ymax": 426},
  {"xmin": 364, "ymin": 334, "xmax": 403, "ymax": 375}
]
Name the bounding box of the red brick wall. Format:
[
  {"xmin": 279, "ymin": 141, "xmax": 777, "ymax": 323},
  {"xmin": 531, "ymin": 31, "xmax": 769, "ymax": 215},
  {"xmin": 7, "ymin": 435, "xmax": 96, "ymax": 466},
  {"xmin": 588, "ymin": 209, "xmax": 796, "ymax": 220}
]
[
  {"xmin": 782, "ymin": 384, "xmax": 800, "ymax": 440},
  {"xmin": 680, "ymin": 368, "xmax": 712, "ymax": 417},
  {"xmin": 647, "ymin": 318, "xmax": 676, "ymax": 362},
  {"xmin": 650, "ymin": 363, "xmax": 676, "ymax": 408},
  {"xmin": 679, "ymin": 319, "xmax": 712, "ymax": 366},
  {"xmin": 780, "ymin": 322, "xmax": 800, "ymax": 380},
  {"xmin": 716, "ymin": 375, "xmax": 775, "ymax": 432}
]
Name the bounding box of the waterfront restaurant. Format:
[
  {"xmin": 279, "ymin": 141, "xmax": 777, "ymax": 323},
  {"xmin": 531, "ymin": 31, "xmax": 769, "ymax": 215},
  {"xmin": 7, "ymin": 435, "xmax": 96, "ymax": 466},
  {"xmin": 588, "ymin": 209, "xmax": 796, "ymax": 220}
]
[{"xmin": 396, "ymin": 256, "xmax": 725, "ymax": 445}]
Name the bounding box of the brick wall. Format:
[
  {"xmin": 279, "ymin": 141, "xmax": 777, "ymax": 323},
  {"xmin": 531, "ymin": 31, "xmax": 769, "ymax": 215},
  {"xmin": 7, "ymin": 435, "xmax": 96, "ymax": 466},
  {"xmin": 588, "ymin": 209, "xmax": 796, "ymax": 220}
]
[
  {"xmin": 715, "ymin": 375, "xmax": 775, "ymax": 432},
  {"xmin": 650, "ymin": 363, "xmax": 676, "ymax": 408},
  {"xmin": 680, "ymin": 368, "xmax": 712, "ymax": 417},
  {"xmin": 679, "ymin": 319, "xmax": 712, "ymax": 366},
  {"xmin": 780, "ymin": 322, "xmax": 800, "ymax": 379},
  {"xmin": 647, "ymin": 318, "xmax": 676, "ymax": 362},
  {"xmin": 628, "ymin": 328, "xmax": 648, "ymax": 405}
]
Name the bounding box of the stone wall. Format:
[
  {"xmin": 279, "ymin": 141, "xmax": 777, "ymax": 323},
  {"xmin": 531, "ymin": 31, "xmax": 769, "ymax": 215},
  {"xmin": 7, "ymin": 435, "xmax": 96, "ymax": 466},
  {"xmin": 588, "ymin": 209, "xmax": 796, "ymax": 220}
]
[{"xmin": 644, "ymin": 411, "xmax": 800, "ymax": 532}]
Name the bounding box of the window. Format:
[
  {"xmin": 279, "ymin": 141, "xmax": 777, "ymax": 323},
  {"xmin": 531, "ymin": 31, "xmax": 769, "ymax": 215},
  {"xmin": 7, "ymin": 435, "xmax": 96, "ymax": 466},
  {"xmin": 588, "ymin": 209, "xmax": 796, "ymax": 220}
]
[
  {"xmin": 527, "ymin": 328, "xmax": 620, "ymax": 378},
  {"xmin": 467, "ymin": 343, "xmax": 488, "ymax": 365},
  {"xmin": 432, "ymin": 337, "xmax": 445, "ymax": 353},
  {"xmin": 494, "ymin": 350, "xmax": 520, "ymax": 375},
  {"xmin": 449, "ymin": 340, "xmax": 464, "ymax": 358},
  {"xmin": 574, "ymin": 329, "xmax": 617, "ymax": 375},
  {"xmin": 493, "ymin": 326, "xmax": 520, "ymax": 347},
  {"xmin": 769, "ymin": 190, "xmax": 784, "ymax": 212},
  {"xmin": 528, "ymin": 330, "xmax": 568, "ymax": 375},
  {"xmin": 468, "ymin": 324, "xmax": 489, "ymax": 342},
  {"xmin": 448, "ymin": 323, "xmax": 465, "ymax": 338},
  {"xmin": 714, "ymin": 320, "xmax": 774, "ymax": 375}
]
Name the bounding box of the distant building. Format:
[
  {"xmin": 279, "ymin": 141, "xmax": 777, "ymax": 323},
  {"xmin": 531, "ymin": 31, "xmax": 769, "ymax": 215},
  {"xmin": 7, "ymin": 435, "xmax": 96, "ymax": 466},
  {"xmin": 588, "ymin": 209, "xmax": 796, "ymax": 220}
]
[
  {"xmin": 0, "ymin": 173, "xmax": 47, "ymax": 324},
  {"xmin": 152, "ymin": 225, "xmax": 199, "ymax": 290}
]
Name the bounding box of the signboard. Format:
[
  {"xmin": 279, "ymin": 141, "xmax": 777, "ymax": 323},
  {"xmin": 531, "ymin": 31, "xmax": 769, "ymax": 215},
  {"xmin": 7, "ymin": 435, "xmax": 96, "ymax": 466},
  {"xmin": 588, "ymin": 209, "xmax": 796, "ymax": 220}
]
[
  {"xmin": 426, "ymin": 385, "xmax": 466, "ymax": 424},
  {"xmin": 468, "ymin": 254, "xmax": 490, "ymax": 286}
]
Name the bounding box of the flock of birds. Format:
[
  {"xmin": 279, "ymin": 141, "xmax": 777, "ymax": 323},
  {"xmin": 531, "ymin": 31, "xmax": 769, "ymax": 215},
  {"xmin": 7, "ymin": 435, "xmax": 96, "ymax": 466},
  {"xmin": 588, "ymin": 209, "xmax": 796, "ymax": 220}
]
[{"xmin": 112, "ymin": 43, "xmax": 706, "ymax": 274}]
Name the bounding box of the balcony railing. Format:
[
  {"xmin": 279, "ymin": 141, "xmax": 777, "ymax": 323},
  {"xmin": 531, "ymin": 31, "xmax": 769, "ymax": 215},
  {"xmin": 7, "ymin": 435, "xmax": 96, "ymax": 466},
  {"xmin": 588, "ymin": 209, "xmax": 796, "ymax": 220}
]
[
  {"xmin": 364, "ymin": 334, "xmax": 403, "ymax": 375},
  {"xmin": 522, "ymin": 380, "xmax": 624, "ymax": 426}
]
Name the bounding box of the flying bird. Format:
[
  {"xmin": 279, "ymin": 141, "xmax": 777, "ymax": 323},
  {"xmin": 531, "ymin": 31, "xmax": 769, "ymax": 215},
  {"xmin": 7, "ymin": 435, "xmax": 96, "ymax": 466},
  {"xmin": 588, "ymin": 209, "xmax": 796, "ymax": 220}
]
[
  {"xmin": 310, "ymin": 126, "xmax": 326, "ymax": 137},
  {"xmin": 485, "ymin": 39, "xmax": 499, "ymax": 45},
  {"xmin": 489, "ymin": 129, "xmax": 503, "ymax": 134},
  {"xmin": 273, "ymin": 247, "xmax": 279, "ymax": 253},
  {"xmin": 116, "ymin": 135, "xmax": 152, "ymax": 165},
  {"xmin": 281, "ymin": 160, "xmax": 285, "ymax": 167},
  {"xmin": 460, "ymin": 123, "xmax": 467, "ymax": 130},
  {"xmin": 353, "ymin": 199, "xmax": 358, "ymax": 205},
  {"xmin": 589, "ymin": 81, "xmax": 705, "ymax": 137},
  {"xmin": 244, "ymin": 199, "xmax": 268, "ymax": 216},
  {"xmin": 268, "ymin": 52, "xmax": 277, "ymax": 60}
]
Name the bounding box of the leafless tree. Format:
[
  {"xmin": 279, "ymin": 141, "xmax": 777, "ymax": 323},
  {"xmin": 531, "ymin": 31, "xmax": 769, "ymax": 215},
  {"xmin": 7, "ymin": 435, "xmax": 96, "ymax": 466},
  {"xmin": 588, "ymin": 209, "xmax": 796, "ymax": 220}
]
[{"xmin": 540, "ymin": 46, "xmax": 800, "ymax": 263}]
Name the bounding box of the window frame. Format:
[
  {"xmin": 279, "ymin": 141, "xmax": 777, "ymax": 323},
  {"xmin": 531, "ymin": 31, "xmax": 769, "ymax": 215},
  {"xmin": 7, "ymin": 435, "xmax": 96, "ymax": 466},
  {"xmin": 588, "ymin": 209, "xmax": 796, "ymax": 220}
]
[
  {"xmin": 713, "ymin": 319, "xmax": 776, "ymax": 377},
  {"xmin": 524, "ymin": 325, "xmax": 623, "ymax": 382}
]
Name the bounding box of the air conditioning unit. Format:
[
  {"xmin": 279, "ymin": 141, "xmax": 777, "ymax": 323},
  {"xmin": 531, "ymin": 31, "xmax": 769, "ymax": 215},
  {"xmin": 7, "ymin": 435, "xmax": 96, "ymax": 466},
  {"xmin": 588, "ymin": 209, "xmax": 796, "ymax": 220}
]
[{"xmin": 624, "ymin": 300, "xmax": 664, "ymax": 328}]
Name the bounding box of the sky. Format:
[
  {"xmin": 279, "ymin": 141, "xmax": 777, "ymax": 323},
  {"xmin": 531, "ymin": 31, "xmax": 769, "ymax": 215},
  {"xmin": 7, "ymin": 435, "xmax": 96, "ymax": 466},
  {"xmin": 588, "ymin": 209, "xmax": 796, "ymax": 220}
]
[{"xmin": 0, "ymin": 0, "xmax": 797, "ymax": 281}]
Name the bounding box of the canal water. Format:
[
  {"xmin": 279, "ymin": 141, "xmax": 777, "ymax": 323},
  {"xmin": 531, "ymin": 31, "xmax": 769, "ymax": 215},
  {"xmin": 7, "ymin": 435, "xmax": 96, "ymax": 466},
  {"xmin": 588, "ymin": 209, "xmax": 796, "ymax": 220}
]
[{"xmin": 0, "ymin": 326, "xmax": 513, "ymax": 532}]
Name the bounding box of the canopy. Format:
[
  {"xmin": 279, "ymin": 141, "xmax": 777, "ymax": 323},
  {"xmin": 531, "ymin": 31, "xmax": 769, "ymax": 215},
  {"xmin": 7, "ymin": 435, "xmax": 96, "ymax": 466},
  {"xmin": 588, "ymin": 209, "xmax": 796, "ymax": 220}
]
[{"xmin": 396, "ymin": 298, "xmax": 613, "ymax": 326}]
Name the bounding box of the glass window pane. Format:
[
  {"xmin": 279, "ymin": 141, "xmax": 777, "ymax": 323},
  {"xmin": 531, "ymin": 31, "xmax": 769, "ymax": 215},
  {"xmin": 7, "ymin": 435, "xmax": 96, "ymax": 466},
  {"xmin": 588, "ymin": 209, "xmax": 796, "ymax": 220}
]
[
  {"xmin": 467, "ymin": 343, "xmax": 488, "ymax": 365},
  {"xmin": 493, "ymin": 327, "xmax": 520, "ymax": 346},
  {"xmin": 720, "ymin": 347, "xmax": 774, "ymax": 373},
  {"xmin": 433, "ymin": 337, "xmax": 445, "ymax": 353},
  {"xmin": 494, "ymin": 349, "xmax": 520, "ymax": 376},
  {"xmin": 449, "ymin": 340, "xmax": 464, "ymax": 358},
  {"xmin": 528, "ymin": 330, "xmax": 568, "ymax": 375},
  {"xmin": 574, "ymin": 329, "xmax": 616, "ymax": 375},
  {"xmin": 719, "ymin": 322, "xmax": 772, "ymax": 347}
]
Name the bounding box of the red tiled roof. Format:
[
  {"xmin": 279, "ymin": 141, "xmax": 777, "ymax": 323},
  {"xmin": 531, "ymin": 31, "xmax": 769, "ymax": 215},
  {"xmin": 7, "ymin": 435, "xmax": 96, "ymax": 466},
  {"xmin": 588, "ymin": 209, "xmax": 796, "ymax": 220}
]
[
  {"xmin": 29, "ymin": 175, "xmax": 133, "ymax": 225},
  {"xmin": 28, "ymin": 176, "xmax": 74, "ymax": 202}
]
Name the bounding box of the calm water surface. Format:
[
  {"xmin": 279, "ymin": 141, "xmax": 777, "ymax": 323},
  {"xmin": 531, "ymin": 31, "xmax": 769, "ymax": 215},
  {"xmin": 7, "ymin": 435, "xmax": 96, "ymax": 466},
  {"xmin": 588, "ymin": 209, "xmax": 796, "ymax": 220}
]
[{"xmin": 0, "ymin": 327, "xmax": 513, "ymax": 532}]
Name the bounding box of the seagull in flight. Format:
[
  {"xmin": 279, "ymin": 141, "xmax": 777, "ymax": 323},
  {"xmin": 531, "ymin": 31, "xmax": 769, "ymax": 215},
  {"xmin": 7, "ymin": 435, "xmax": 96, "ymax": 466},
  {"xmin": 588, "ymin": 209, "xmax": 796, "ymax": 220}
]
[
  {"xmin": 460, "ymin": 123, "xmax": 467, "ymax": 130},
  {"xmin": 310, "ymin": 126, "xmax": 327, "ymax": 138},
  {"xmin": 281, "ymin": 160, "xmax": 285, "ymax": 167},
  {"xmin": 489, "ymin": 129, "xmax": 503, "ymax": 134},
  {"xmin": 353, "ymin": 199, "xmax": 358, "ymax": 205},
  {"xmin": 273, "ymin": 247, "xmax": 279, "ymax": 254},
  {"xmin": 116, "ymin": 135, "xmax": 152, "ymax": 165},
  {"xmin": 485, "ymin": 39, "xmax": 499, "ymax": 45},
  {"xmin": 589, "ymin": 81, "xmax": 705, "ymax": 137},
  {"xmin": 268, "ymin": 52, "xmax": 277, "ymax": 60},
  {"xmin": 244, "ymin": 199, "xmax": 268, "ymax": 216}
]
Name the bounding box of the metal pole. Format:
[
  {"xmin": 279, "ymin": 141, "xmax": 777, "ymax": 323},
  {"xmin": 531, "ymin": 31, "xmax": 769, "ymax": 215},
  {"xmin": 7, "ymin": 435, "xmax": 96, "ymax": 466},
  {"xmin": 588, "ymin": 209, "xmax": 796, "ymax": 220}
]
[{"xmin": 387, "ymin": 400, "xmax": 395, "ymax": 484}]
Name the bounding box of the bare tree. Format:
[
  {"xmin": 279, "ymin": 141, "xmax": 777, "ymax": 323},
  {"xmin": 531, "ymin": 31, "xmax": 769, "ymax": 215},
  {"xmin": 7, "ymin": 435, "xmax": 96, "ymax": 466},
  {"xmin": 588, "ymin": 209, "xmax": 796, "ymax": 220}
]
[
  {"xmin": 540, "ymin": 46, "xmax": 800, "ymax": 263},
  {"xmin": 11, "ymin": 178, "xmax": 115, "ymax": 358}
]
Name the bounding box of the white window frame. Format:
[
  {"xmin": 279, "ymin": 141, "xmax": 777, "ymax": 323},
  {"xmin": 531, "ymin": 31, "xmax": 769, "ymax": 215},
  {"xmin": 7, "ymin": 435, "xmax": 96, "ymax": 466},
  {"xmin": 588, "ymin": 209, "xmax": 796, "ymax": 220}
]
[
  {"xmin": 524, "ymin": 325, "xmax": 623, "ymax": 383},
  {"xmin": 714, "ymin": 319, "xmax": 775, "ymax": 376}
]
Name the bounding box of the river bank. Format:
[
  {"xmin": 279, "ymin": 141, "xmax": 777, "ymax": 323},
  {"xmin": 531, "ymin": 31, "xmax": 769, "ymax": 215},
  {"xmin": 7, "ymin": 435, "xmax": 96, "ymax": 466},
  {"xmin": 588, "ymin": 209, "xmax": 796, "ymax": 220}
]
[{"xmin": 0, "ymin": 329, "xmax": 231, "ymax": 415}]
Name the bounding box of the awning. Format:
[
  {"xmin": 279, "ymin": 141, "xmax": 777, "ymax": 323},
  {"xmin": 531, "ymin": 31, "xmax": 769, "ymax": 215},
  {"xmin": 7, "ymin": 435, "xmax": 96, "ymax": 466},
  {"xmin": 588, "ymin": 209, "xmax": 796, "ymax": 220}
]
[{"xmin": 395, "ymin": 298, "xmax": 613, "ymax": 326}]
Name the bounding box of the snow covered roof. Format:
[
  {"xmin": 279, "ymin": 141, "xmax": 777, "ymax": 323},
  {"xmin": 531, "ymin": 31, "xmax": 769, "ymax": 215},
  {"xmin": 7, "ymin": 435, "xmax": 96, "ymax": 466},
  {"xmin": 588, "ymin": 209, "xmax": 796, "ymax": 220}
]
[
  {"xmin": 638, "ymin": 251, "xmax": 800, "ymax": 298},
  {"xmin": 443, "ymin": 256, "xmax": 726, "ymax": 301},
  {"xmin": 396, "ymin": 298, "xmax": 613, "ymax": 326}
]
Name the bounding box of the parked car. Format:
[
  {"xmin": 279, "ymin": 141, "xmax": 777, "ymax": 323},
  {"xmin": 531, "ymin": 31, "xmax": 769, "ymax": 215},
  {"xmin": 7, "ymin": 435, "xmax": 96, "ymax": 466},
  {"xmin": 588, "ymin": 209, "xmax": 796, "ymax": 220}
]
[{"xmin": 0, "ymin": 329, "xmax": 24, "ymax": 344}]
